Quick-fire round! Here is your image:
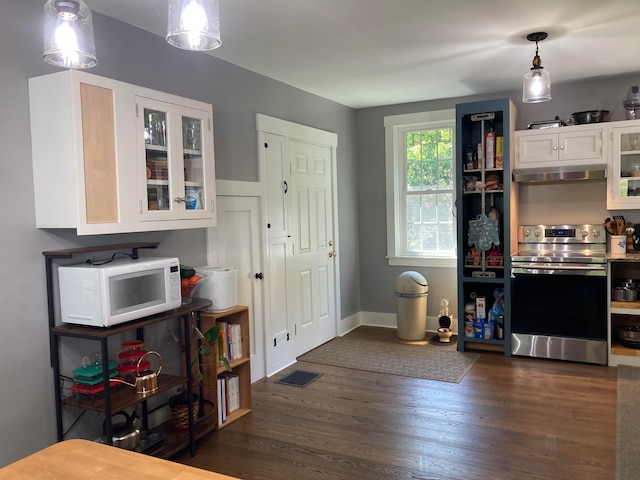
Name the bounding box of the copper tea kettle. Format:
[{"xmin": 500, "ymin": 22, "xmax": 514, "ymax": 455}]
[{"xmin": 112, "ymin": 350, "xmax": 162, "ymax": 397}]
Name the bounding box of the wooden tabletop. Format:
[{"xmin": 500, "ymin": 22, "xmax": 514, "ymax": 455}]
[{"xmin": 0, "ymin": 439, "xmax": 241, "ymax": 479}]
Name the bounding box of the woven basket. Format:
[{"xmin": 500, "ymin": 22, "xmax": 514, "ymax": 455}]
[{"xmin": 169, "ymin": 393, "xmax": 199, "ymax": 430}]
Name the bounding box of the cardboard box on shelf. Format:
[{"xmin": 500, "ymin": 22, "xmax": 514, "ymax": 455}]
[
  {"xmin": 495, "ymin": 136, "xmax": 504, "ymax": 168},
  {"xmin": 485, "ymin": 132, "xmax": 495, "ymax": 168},
  {"xmin": 476, "ymin": 296, "xmax": 486, "ymax": 320}
]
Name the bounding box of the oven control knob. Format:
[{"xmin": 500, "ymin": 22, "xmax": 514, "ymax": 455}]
[
  {"xmin": 581, "ymin": 230, "xmax": 589, "ymax": 238},
  {"xmin": 523, "ymin": 228, "xmax": 530, "ymax": 238},
  {"xmin": 534, "ymin": 229, "xmax": 541, "ymax": 237},
  {"xmin": 592, "ymin": 229, "xmax": 600, "ymax": 238}
]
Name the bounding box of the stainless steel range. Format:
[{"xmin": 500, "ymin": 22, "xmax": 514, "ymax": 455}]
[{"xmin": 510, "ymin": 224, "xmax": 608, "ymax": 365}]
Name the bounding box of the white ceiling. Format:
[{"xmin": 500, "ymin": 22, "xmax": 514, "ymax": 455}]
[{"xmin": 85, "ymin": 0, "xmax": 640, "ymax": 109}]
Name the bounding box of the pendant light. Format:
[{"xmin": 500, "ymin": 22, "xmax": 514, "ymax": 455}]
[
  {"xmin": 43, "ymin": 0, "xmax": 97, "ymax": 69},
  {"xmin": 167, "ymin": 0, "xmax": 221, "ymax": 51},
  {"xmin": 522, "ymin": 32, "xmax": 551, "ymax": 103}
]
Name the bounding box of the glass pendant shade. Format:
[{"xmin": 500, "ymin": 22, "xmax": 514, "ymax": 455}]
[
  {"xmin": 43, "ymin": 0, "xmax": 97, "ymax": 69},
  {"xmin": 523, "ymin": 67, "xmax": 551, "ymax": 103},
  {"xmin": 167, "ymin": 0, "xmax": 221, "ymax": 51}
]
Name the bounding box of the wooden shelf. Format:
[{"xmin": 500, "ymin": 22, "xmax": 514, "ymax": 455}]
[
  {"xmin": 153, "ymin": 401, "xmax": 217, "ymax": 459},
  {"xmin": 199, "ymin": 306, "xmax": 252, "ymax": 430},
  {"xmin": 43, "ymin": 242, "xmax": 158, "ymax": 258},
  {"xmin": 611, "ymin": 343, "xmax": 640, "ymax": 357},
  {"xmin": 611, "ymin": 300, "xmax": 640, "ymax": 310},
  {"xmin": 62, "ymin": 374, "xmax": 185, "ymax": 414},
  {"xmin": 51, "ymin": 298, "xmax": 212, "ymax": 336}
]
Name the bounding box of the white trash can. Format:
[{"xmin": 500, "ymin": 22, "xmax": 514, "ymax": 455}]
[
  {"xmin": 395, "ymin": 271, "xmax": 428, "ymax": 340},
  {"xmin": 195, "ymin": 266, "xmax": 238, "ymax": 312}
]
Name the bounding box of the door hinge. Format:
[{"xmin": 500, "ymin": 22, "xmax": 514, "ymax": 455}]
[
  {"xmin": 135, "ymin": 103, "xmax": 139, "ymax": 118},
  {"xmin": 287, "ymin": 333, "xmax": 290, "ymax": 342},
  {"xmin": 139, "ymin": 200, "xmax": 143, "ymax": 214},
  {"xmin": 274, "ymin": 337, "xmax": 277, "ymax": 347},
  {"xmin": 208, "ymin": 118, "xmax": 211, "ymax": 131},
  {"xmin": 264, "ymin": 142, "xmax": 268, "ymax": 148}
]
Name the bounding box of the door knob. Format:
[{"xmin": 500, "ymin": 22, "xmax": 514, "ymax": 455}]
[
  {"xmin": 328, "ymin": 251, "xmax": 336, "ymax": 258},
  {"xmin": 255, "ymin": 272, "xmax": 264, "ymax": 280}
]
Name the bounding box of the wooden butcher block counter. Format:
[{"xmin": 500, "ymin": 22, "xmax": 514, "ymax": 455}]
[{"xmin": 0, "ymin": 439, "xmax": 241, "ymax": 479}]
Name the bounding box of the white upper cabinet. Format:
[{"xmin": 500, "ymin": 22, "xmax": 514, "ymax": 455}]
[
  {"xmin": 515, "ymin": 124, "xmax": 605, "ymax": 168},
  {"xmin": 29, "ymin": 70, "xmax": 216, "ymax": 235}
]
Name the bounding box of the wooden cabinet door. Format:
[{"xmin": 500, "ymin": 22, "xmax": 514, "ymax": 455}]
[{"xmin": 80, "ymin": 83, "xmax": 119, "ymax": 224}]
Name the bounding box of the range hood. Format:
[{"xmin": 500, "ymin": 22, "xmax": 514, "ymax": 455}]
[{"xmin": 512, "ymin": 163, "xmax": 607, "ymax": 183}]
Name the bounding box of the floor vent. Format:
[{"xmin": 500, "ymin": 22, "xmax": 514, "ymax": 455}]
[{"xmin": 275, "ymin": 370, "xmax": 322, "ymax": 388}]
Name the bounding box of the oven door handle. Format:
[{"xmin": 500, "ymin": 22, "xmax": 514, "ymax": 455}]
[{"xmin": 511, "ymin": 266, "xmax": 606, "ymax": 276}]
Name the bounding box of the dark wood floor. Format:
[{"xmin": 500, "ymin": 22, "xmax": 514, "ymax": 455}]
[{"xmin": 173, "ymin": 330, "xmax": 618, "ymax": 480}]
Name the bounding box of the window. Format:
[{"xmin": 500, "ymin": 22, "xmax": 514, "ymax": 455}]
[{"xmin": 385, "ymin": 109, "xmax": 456, "ymax": 267}]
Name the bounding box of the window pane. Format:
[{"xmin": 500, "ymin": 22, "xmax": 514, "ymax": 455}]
[
  {"xmin": 404, "ymin": 127, "xmax": 453, "ymax": 193},
  {"xmin": 404, "ymin": 192, "xmax": 454, "ymax": 254},
  {"xmin": 406, "ymin": 161, "xmax": 422, "ymax": 191},
  {"xmin": 422, "ymin": 160, "xmax": 437, "ymax": 190},
  {"xmin": 439, "ymin": 158, "xmax": 453, "ymax": 189},
  {"xmin": 406, "ymin": 195, "xmax": 420, "ymax": 222}
]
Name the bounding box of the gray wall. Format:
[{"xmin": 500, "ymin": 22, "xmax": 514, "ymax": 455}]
[
  {"xmin": 0, "ymin": 0, "xmax": 357, "ymax": 466},
  {"xmin": 356, "ymin": 73, "xmax": 640, "ymax": 317},
  {"xmin": 3, "ymin": 0, "xmax": 640, "ymax": 468}
]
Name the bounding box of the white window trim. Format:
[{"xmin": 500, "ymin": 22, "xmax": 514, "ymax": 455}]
[{"xmin": 384, "ymin": 109, "xmax": 457, "ymax": 268}]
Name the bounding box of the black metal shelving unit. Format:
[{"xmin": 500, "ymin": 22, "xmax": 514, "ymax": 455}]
[{"xmin": 43, "ymin": 243, "xmax": 212, "ymax": 458}]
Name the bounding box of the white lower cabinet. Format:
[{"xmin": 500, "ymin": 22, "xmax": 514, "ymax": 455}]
[{"xmin": 29, "ymin": 70, "xmax": 216, "ymax": 235}]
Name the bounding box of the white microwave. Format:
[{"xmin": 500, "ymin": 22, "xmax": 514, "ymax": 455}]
[{"xmin": 58, "ymin": 257, "xmax": 182, "ymax": 327}]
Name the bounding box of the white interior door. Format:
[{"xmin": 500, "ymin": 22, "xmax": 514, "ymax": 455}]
[
  {"xmin": 206, "ymin": 194, "xmax": 265, "ymax": 382},
  {"xmin": 257, "ymin": 114, "xmax": 339, "ymax": 376},
  {"xmin": 288, "ymin": 140, "xmax": 336, "ymax": 355}
]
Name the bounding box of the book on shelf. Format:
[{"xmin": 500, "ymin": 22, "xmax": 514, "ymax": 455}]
[
  {"xmin": 217, "ymin": 322, "xmax": 243, "ymax": 364},
  {"xmin": 217, "ymin": 321, "xmax": 228, "ymax": 366},
  {"xmin": 224, "ymin": 373, "xmax": 240, "ymax": 414},
  {"xmin": 230, "ymin": 323, "xmax": 242, "ymax": 360},
  {"xmin": 216, "ymin": 375, "xmax": 226, "ymax": 425}
]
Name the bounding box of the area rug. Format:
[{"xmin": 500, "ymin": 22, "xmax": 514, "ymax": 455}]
[
  {"xmin": 616, "ymin": 365, "xmax": 640, "ymax": 480},
  {"xmin": 297, "ymin": 327, "xmax": 479, "ymax": 383}
]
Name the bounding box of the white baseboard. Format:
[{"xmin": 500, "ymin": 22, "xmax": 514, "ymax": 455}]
[{"xmin": 340, "ymin": 311, "xmax": 458, "ymax": 336}]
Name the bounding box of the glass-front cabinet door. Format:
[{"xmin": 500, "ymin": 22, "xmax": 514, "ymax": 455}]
[
  {"xmin": 137, "ymin": 96, "xmax": 214, "ymax": 222},
  {"xmin": 142, "ymin": 101, "xmax": 172, "ymax": 216},
  {"xmin": 608, "ymin": 123, "xmax": 640, "ymax": 209},
  {"xmin": 178, "ymin": 106, "xmax": 211, "ymax": 218}
]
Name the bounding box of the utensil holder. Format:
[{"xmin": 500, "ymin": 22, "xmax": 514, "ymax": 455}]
[{"xmin": 610, "ymin": 235, "xmax": 627, "ymax": 255}]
